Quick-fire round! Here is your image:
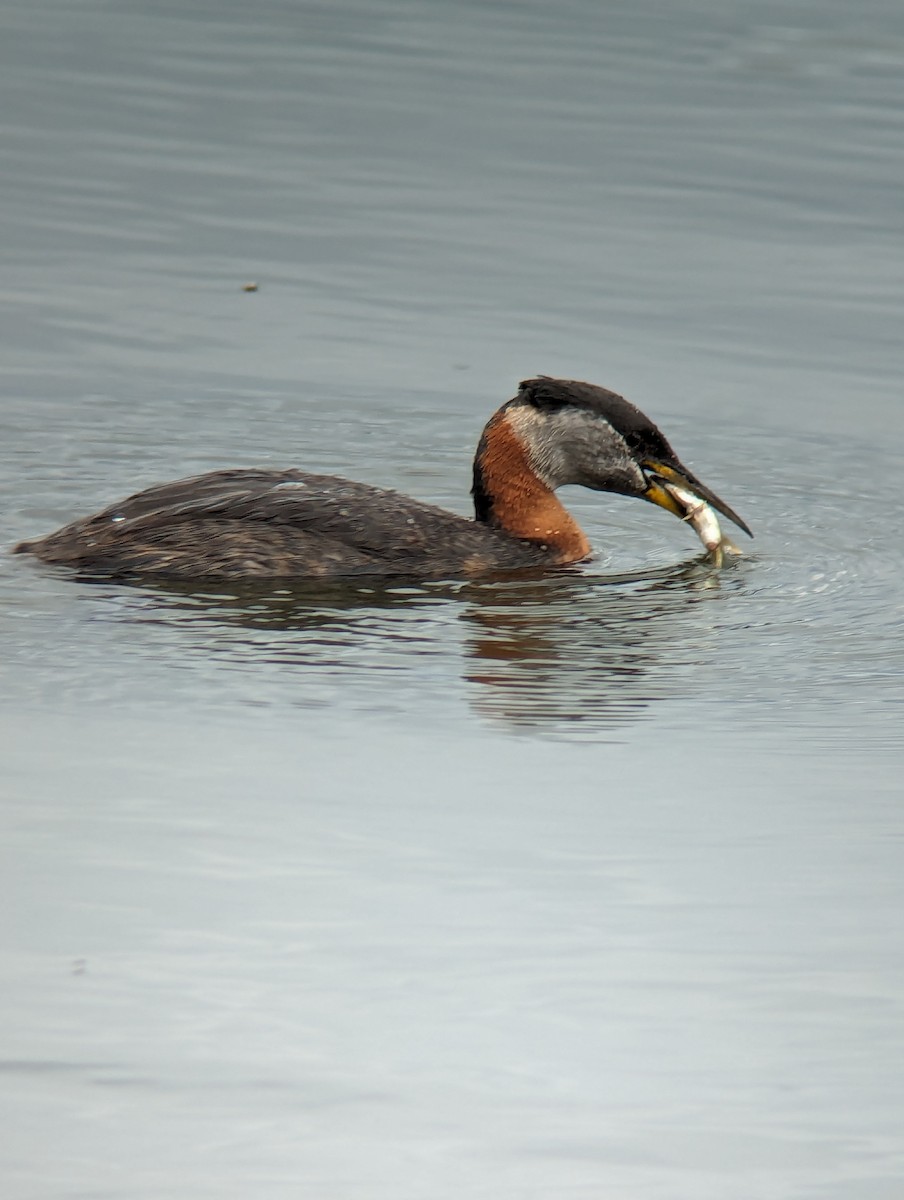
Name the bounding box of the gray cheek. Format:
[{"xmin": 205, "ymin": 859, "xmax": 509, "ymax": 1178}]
[
  {"xmin": 527, "ymin": 413, "xmax": 600, "ymax": 485},
  {"xmin": 583, "ymin": 455, "xmax": 647, "ymax": 494},
  {"xmin": 524, "ymin": 409, "xmax": 646, "ymax": 494},
  {"xmin": 554, "ymin": 430, "xmax": 646, "ymax": 494}
]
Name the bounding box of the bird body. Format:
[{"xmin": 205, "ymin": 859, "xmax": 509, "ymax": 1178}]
[
  {"xmin": 14, "ymin": 378, "xmax": 750, "ymax": 581},
  {"xmin": 18, "ymin": 469, "xmax": 559, "ymax": 579}
]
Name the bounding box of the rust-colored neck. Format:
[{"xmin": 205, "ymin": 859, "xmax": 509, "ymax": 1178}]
[{"xmin": 473, "ymin": 410, "xmax": 591, "ymax": 564}]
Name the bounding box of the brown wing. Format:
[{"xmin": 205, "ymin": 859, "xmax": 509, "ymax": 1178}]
[{"xmin": 16, "ymin": 469, "xmax": 538, "ymax": 579}]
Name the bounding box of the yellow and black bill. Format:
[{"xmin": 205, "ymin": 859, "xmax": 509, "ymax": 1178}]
[{"xmin": 641, "ymin": 459, "xmax": 752, "ymax": 538}]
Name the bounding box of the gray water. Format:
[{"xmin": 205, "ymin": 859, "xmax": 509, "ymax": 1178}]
[{"xmin": 2, "ymin": 1, "xmax": 903, "ymax": 1197}]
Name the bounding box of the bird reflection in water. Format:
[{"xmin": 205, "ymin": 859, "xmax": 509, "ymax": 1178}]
[
  {"xmin": 458, "ymin": 558, "xmax": 734, "ymax": 733},
  {"xmin": 77, "ymin": 553, "xmax": 739, "ymax": 735}
]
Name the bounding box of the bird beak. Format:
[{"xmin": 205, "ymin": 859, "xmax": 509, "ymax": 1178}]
[{"xmin": 641, "ymin": 459, "xmax": 752, "ymax": 537}]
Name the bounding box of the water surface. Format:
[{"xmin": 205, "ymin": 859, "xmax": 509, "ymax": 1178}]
[{"xmin": 2, "ymin": 2, "xmax": 903, "ymax": 1197}]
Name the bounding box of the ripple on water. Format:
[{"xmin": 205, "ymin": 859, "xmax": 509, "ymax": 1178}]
[{"xmin": 2, "ymin": 425, "xmax": 902, "ymax": 741}]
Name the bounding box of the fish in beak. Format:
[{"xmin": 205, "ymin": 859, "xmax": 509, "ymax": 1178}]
[
  {"xmin": 641, "ymin": 458, "xmax": 752, "ymax": 565},
  {"xmin": 641, "ymin": 458, "xmax": 752, "ymax": 538}
]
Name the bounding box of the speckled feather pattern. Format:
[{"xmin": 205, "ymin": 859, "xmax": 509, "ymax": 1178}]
[{"xmin": 16, "ymin": 469, "xmax": 558, "ymax": 579}]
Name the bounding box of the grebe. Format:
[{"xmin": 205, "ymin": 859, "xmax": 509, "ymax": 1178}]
[{"xmin": 14, "ymin": 377, "xmax": 751, "ymax": 580}]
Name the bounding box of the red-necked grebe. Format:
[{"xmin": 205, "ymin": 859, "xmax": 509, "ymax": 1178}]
[{"xmin": 14, "ymin": 377, "xmax": 751, "ymax": 580}]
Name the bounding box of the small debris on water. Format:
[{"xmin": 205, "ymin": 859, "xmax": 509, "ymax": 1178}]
[{"xmin": 242, "ymin": 282, "xmax": 259, "ymax": 292}]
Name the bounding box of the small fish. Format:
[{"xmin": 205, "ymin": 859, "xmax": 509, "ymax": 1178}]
[{"xmin": 663, "ymin": 481, "xmax": 743, "ymax": 568}]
